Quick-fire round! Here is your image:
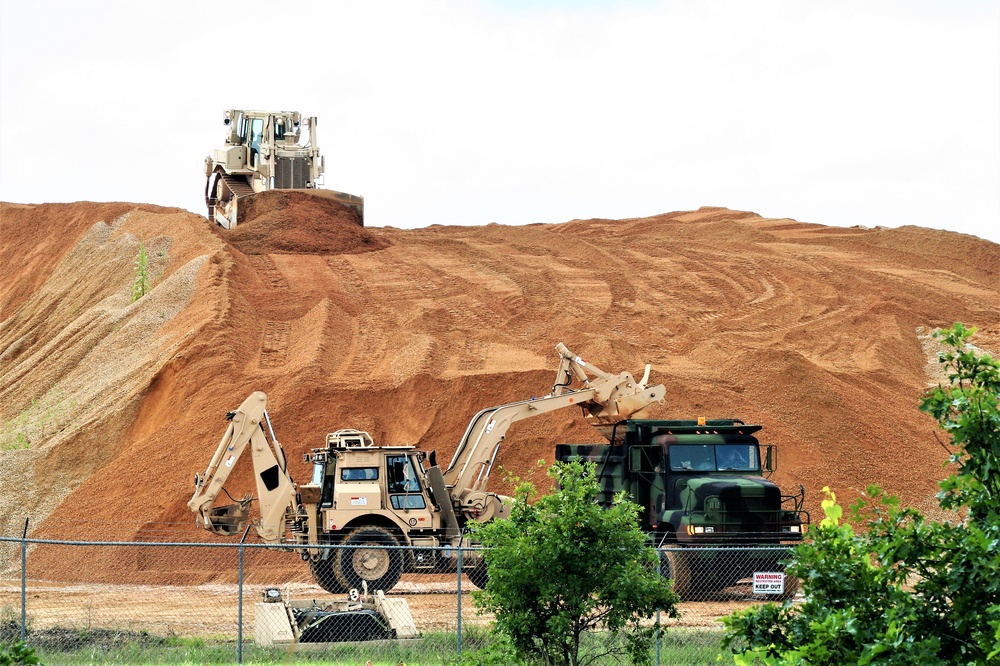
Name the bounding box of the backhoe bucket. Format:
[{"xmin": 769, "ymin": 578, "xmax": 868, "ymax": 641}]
[{"xmin": 202, "ymin": 501, "xmax": 251, "ymax": 536}]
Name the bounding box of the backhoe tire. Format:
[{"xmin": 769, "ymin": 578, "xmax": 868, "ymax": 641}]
[
  {"xmin": 309, "ymin": 556, "xmax": 347, "ymax": 594},
  {"xmin": 334, "ymin": 526, "xmax": 403, "ymax": 593}
]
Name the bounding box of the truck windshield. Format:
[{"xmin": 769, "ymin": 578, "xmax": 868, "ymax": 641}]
[
  {"xmin": 670, "ymin": 444, "xmax": 758, "ymax": 472},
  {"xmin": 670, "ymin": 445, "xmax": 715, "ymax": 471},
  {"xmin": 716, "ymin": 444, "xmax": 758, "ymax": 471}
]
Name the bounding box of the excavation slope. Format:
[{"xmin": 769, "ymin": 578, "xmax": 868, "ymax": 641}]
[{"xmin": 1, "ymin": 198, "xmax": 998, "ymax": 583}]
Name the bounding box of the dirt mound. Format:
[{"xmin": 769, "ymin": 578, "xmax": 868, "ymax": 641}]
[
  {"xmin": 222, "ymin": 190, "xmax": 388, "ymax": 255},
  {"xmin": 2, "ymin": 200, "xmax": 998, "ymax": 585}
]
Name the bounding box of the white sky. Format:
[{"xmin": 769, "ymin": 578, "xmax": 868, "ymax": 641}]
[{"xmin": 1, "ymin": 0, "xmax": 998, "ymax": 243}]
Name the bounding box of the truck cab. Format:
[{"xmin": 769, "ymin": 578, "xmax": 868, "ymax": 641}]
[{"xmin": 556, "ymin": 419, "xmax": 806, "ymax": 547}]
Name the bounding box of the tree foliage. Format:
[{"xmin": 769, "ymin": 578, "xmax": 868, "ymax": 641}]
[
  {"xmin": 723, "ymin": 322, "xmax": 1000, "ymax": 665},
  {"xmin": 470, "ymin": 460, "xmax": 679, "ymax": 666}
]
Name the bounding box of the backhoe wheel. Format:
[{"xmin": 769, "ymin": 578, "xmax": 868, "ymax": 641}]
[
  {"xmin": 466, "ymin": 564, "xmax": 489, "ymax": 590},
  {"xmin": 667, "ymin": 551, "xmax": 694, "ymax": 600},
  {"xmin": 334, "ymin": 527, "xmax": 403, "ymax": 593},
  {"xmin": 309, "ymin": 556, "xmax": 347, "ymax": 594}
]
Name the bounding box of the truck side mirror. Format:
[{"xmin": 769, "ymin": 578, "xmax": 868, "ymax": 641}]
[
  {"xmin": 629, "ymin": 446, "xmax": 662, "ymax": 473},
  {"xmin": 763, "ymin": 445, "xmax": 776, "ymax": 472}
]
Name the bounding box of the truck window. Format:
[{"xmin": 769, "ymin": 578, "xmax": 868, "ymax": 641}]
[
  {"xmin": 341, "ymin": 467, "xmax": 378, "ymax": 481},
  {"xmin": 669, "ymin": 444, "xmax": 715, "ymax": 471}
]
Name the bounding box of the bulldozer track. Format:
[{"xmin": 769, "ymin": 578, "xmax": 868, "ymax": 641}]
[{"xmin": 221, "ymin": 174, "xmax": 256, "ymax": 199}]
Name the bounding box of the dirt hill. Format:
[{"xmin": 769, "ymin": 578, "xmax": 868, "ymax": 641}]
[{"xmin": 2, "ymin": 196, "xmax": 998, "ymax": 582}]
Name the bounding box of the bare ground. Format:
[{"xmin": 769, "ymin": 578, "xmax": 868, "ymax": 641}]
[{"xmin": 2, "ymin": 196, "xmax": 999, "ymax": 591}]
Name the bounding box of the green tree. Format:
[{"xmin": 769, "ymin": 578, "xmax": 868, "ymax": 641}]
[
  {"xmin": 470, "ymin": 461, "xmax": 679, "ymax": 666},
  {"xmin": 0, "ymin": 640, "xmax": 40, "ymax": 665},
  {"xmin": 131, "ymin": 241, "xmax": 151, "ymax": 302},
  {"xmin": 723, "ymin": 322, "xmax": 1000, "ymax": 665}
]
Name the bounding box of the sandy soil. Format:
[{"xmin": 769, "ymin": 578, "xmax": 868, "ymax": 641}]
[
  {"xmin": 0, "ymin": 577, "xmax": 754, "ymax": 637},
  {"xmin": 2, "ymin": 195, "xmax": 999, "ymax": 591}
]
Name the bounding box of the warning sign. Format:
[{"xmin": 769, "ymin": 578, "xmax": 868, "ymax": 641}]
[{"xmin": 753, "ymin": 571, "xmax": 785, "ymax": 595}]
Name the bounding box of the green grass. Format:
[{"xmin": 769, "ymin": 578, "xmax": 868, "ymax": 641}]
[
  {"xmin": 0, "ymin": 390, "xmax": 76, "ymax": 451},
  {"xmin": 24, "ymin": 626, "xmax": 728, "ymax": 665}
]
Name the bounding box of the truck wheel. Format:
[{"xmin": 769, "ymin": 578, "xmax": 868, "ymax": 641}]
[
  {"xmin": 334, "ymin": 527, "xmax": 403, "ymax": 593},
  {"xmin": 667, "ymin": 551, "xmax": 694, "ymax": 600},
  {"xmin": 778, "ymin": 574, "xmax": 800, "ymax": 600},
  {"xmin": 309, "ymin": 556, "xmax": 347, "ymax": 594},
  {"xmin": 658, "ymin": 550, "xmax": 672, "ymax": 579},
  {"xmin": 466, "ymin": 565, "xmax": 489, "ymax": 589}
]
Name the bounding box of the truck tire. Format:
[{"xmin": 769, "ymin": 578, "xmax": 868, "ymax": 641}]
[
  {"xmin": 309, "ymin": 556, "xmax": 347, "ymax": 594},
  {"xmin": 778, "ymin": 574, "xmax": 800, "ymax": 600},
  {"xmin": 333, "ymin": 526, "xmax": 403, "ymax": 593},
  {"xmin": 667, "ymin": 551, "xmax": 694, "ymax": 600},
  {"xmin": 658, "ymin": 550, "xmax": 672, "ymax": 578}
]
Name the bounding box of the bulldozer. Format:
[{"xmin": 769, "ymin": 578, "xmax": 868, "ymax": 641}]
[
  {"xmin": 187, "ymin": 343, "xmax": 665, "ymax": 593},
  {"xmin": 204, "ymin": 109, "xmax": 364, "ymax": 228}
]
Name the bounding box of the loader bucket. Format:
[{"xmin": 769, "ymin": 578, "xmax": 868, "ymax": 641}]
[{"xmin": 294, "ymin": 609, "xmax": 394, "ymax": 643}]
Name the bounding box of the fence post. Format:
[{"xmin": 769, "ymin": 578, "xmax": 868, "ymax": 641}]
[
  {"xmin": 20, "ymin": 518, "xmax": 28, "ymax": 642},
  {"xmin": 655, "ymin": 547, "xmax": 661, "ymax": 666},
  {"xmin": 456, "ymin": 546, "xmax": 463, "ymax": 660},
  {"xmin": 237, "ymin": 525, "xmax": 254, "ymax": 666}
]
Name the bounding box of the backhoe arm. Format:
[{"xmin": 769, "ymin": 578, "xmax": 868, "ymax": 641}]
[
  {"xmin": 440, "ymin": 343, "xmax": 664, "ymax": 521},
  {"xmin": 187, "ymin": 391, "xmax": 296, "ymax": 543}
]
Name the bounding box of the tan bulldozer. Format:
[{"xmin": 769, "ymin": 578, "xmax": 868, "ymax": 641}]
[{"xmin": 204, "ymin": 109, "xmax": 364, "ymax": 228}]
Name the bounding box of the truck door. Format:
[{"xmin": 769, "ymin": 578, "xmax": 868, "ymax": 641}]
[
  {"xmin": 385, "ymin": 454, "xmax": 433, "ymax": 531},
  {"xmin": 628, "ymin": 445, "xmax": 666, "ymax": 530}
]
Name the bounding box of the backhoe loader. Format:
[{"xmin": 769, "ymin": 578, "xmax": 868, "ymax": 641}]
[{"xmin": 187, "ymin": 343, "xmax": 664, "ymax": 592}]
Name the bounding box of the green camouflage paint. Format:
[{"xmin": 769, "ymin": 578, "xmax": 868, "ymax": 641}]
[{"xmin": 555, "ymin": 419, "xmax": 807, "ymax": 546}]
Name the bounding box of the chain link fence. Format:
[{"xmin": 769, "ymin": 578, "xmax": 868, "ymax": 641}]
[{"xmin": 1, "ymin": 522, "xmax": 798, "ymax": 664}]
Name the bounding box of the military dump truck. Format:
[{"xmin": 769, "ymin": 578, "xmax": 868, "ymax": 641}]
[
  {"xmin": 556, "ymin": 418, "xmax": 808, "ymax": 599},
  {"xmin": 188, "ymin": 343, "xmax": 664, "ymax": 593},
  {"xmin": 204, "ymin": 109, "xmax": 364, "ymax": 228}
]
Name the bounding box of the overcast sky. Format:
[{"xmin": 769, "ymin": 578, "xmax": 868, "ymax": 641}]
[{"xmin": 1, "ymin": 0, "xmax": 998, "ymax": 243}]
